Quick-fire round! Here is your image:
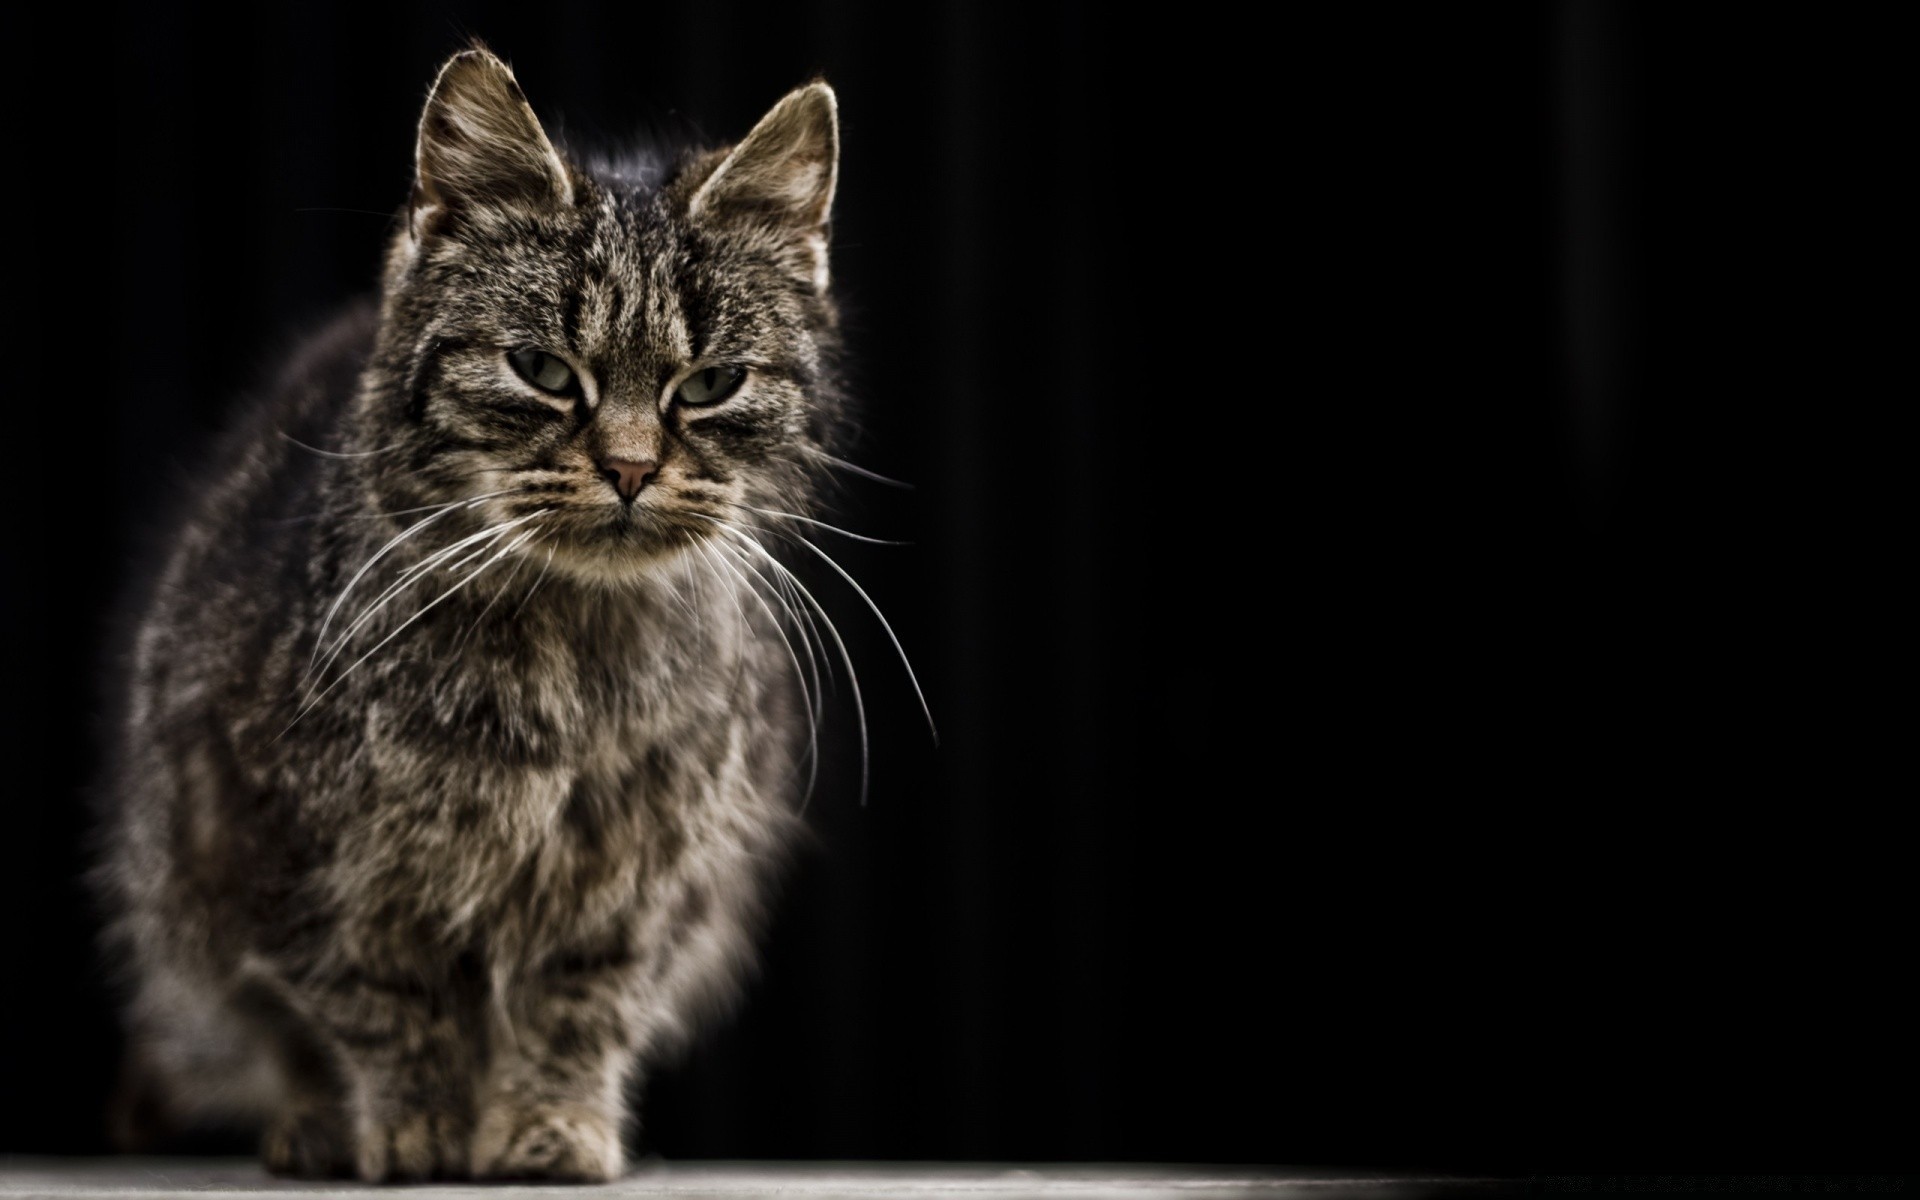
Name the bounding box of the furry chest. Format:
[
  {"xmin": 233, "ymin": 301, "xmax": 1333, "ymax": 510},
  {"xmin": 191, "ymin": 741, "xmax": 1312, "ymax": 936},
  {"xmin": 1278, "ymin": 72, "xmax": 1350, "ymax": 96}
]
[{"xmin": 460, "ymin": 727, "xmax": 755, "ymax": 959}]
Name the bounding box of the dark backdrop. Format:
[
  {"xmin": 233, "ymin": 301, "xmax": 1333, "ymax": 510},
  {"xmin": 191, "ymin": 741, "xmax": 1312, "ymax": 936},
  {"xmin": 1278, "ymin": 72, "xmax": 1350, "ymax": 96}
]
[{"xmin": 4, "ymin": 0, "xmax": 1905, "ymax": 1175}]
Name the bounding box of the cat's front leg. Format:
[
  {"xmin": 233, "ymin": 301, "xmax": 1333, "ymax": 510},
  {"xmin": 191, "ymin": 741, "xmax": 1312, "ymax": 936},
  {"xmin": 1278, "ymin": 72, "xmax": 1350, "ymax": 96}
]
[
  {"xmin": 471, "ymin": 952, "xmax": 641, "ymax": 1182},
  {"xmin": 300, "ymin": 966, "xmax": 482, "ymax": 1182},
  {"xmin": 228, "ymin": 974, "xmax": 356, "ymax": 1179}
]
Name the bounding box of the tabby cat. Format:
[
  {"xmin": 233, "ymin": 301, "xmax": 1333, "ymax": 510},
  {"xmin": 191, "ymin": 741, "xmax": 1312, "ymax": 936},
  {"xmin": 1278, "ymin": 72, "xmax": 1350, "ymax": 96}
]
[{"xmin": 96, "ymin": 44, "xmax": 848, "ymax": 1182}]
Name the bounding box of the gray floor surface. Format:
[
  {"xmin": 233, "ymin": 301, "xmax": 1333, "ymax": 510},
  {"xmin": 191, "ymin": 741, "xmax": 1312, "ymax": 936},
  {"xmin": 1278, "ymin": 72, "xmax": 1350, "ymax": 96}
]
[{"xmin": 0, "ymin": 1159, "xmax": 1524, "ymax": 1199}]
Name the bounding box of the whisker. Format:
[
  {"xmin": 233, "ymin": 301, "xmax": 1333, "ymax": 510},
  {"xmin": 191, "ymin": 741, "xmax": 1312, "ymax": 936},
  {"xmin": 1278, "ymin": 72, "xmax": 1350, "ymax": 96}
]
[
  {"xmin": 713, "ymin": 516, "xmax": 831, "ymax": 715},
  {"xmin": 689, "ymin": 538, "xmax": 748, "ymax": 641},
  {"xmin": 278, "ymin": 431, "xmax": 402, "ymax": 459},
  {"xmin": 808, "ymin": 450, "xmax": 914, "ymax": 489},
  {"xmin": 659, "ymin": 555, "xmax": 701, "ymax": 625},
  {"xmin": 275, "ymin": 498, "xmax": 469, "ymax": 527},
  {"xmin": 309, "ymin": 489, "xmax": 513, "ymax": 669},
  {"xmin": 280, "ymin": 517, "xmax": 547, "ymax": 738},
  {"xmin": 765, "ymin": 529, "xmax": 937, "ymax": 746},
  {"xmin": 273, "ymin": 490, "xmax": 501, "ymax": 527},
  {"xmin": 354, "ymin": 482, "xmax": 541, "ymax": 522},
  {"xmin": 511, "ymin": 543, "xmax": 557, "ymax": 620},
  {"xmin": 310, "ymin": 531, "xmax": 507, "ymax": 686},
  {"xmin": 710, "ymin": 515, "xmax": 830, "ymax": 703},
  {"xmin": 738, "ymin": 504, "xmax": 911, "ymax": 546},
  {"xmin": 761, "ymin": 549, "xmax": 867, "ymax": 806},
  {"xmin": 764, "ymin": 544, "xmax": 829, "ymax": 719},
  {"xmin": 272, "ymin": 467, "xmax": 556, "ymax": 526},
  {"xmin": 722, "ymin": 523, "xmax": 833, "ymax": 735},
  {"xmin": 705, "ymin": 537, "xmax": 822, "ymax": 806},
  {"xmin": 443, "ymin": 524, "xmax": 520, "ymax": 574},
  {"xmin": 448, "ymin": 522, "xmax": 540, "ymax": 658},
  {"xmin": 700, "ymin": 517, "xmax": 871, "ymax": 806},
  {"xmin": 310, "ymin": 511, "xmax": 538, "ymax": 684},
  {"xmin": 684, "ymin": 553, "xmax": 705, "ymax": 644},
  {"xmin": 320, "ymin": 515, "xmax": 526, "ymax": 665}
]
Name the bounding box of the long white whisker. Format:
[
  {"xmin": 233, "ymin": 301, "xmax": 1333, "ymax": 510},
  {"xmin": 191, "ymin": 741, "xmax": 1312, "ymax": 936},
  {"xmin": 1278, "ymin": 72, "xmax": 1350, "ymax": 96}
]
[
  {"xmin": 310, "ymin": 488, "xmax": 513, "ymax": 666},
  {"xmin": 442, "ymin": 523, "xmax": 521, "ymax": 575},
  {"xmin": 310, "ymin": 534, "xmax": 505, "ymax": 687},
  {"xmin": 721, "ymin": 519, "xmax": 829, "ymax": 702},
  {"xmin": 760, "ymin": 548, "xmax": 867, "ymax": 806},
  {"xmin": 706, "ymin": 538, "xmax": 821, "ymax": 806},
  {"xmin": 767, "ymin": 530, "xmax": 937, "ymax": 745},
  {"xmin": 721, "ymin": 518, "xmax": 825, "ymax": 710},
  {"xmin": 660, "ymin": 559, "xmax": 700, "ymax": 624},
  {"xmin": 311, "ymin": 501, "xmax": 466, "ymax": 666},
  {"xmin": 281, "ymin": 517, "xmax": 547, "ymax": 738},
  {"xmin": 311, "ymin": 511, "xmax": 539, "ymax": 683},
  {"xmin": 713, "ymin": 518, "xmax": 829, "ymax": 712},
  {"xmin": 279, "ymin": 431, "xmax": 403, "ymax": 459},
  {"xmin": 685, "ymin": 553, "xmax": 705, "ymax": 644},
  {"xmin": 739, "ymin": 504, "xmax": 911, "ymax": 546},
  {"xmin": 274, "ymin": 492, "xmax": 511, "ymax": 528},
  {"xmin": 511, "ymin": 543, "xmax": 556, "ymax": 621},
  {"xmin": 316, "ymin": 516, "xmax": 525, "ymax": 674},
  {"xmin": 690, "ymin": 539, "xmax": 749, "ymax": 640},
  {"xmin": 808, "ymin": 450, "xmax": 914, "ymax": 489},
  {"xmin": 449, "ymin": 522, "xmax": 540, "ymax": 658},
  {"xmin": 701, "ymin": 517, "xmax": 870, "ymax": 806},
  {"xmin": 764, "ymin": 547, "xmax": 829, "ymax": 720}
]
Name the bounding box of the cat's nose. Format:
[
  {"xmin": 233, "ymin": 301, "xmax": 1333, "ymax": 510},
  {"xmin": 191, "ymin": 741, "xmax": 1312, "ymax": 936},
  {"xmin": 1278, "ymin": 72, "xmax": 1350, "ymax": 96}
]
[{"xmin": 599, "ymin": 457, "xmax": 658, "ymax": 502}]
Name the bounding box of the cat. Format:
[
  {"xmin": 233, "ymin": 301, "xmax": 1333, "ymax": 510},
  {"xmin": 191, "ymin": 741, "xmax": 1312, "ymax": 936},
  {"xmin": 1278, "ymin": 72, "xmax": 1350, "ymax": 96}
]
[{"xmin": 93, "ymin": 43, "xmax": 848, "ymax": 1182}]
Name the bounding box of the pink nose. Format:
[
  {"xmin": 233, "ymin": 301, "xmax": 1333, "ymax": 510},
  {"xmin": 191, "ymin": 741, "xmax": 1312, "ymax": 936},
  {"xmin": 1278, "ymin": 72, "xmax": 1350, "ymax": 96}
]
[{"xmin": 600, "ymin": 457, "xmax": 658, "ymax": 502}]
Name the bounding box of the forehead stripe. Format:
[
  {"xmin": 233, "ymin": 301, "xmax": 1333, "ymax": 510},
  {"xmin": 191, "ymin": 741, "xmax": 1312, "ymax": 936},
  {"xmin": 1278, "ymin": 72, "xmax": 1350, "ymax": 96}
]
[{"xmin": 648, "ymin": 267, "xmax": 695, "ymax": 362}]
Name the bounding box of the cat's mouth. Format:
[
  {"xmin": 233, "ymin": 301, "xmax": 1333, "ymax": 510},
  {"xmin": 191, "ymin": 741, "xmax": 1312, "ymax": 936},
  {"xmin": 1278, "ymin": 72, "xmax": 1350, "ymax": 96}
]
[
  {"xmin": 477, "ymin": 475, "xmax": 738, "ymax": 581},
  {"xmin": 525, "ymin": 499, "xmax": 717, "ymax": 575},
  {"xmin": 603, "ymin": 499, "xmax": 708, "ymax": 540}
]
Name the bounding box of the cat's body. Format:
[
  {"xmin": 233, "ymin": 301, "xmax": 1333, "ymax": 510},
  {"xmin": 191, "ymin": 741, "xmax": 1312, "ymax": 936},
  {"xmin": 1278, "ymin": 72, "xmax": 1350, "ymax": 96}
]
[{"xmin": 95, "ymin": 47, "xmax": 845, "ymax": 1182}]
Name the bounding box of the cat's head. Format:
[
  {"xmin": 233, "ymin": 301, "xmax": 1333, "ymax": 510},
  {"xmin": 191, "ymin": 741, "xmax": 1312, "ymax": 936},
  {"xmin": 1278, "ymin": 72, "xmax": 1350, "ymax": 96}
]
[{"xmin": 358, "ymin": 45, "xmax": 841, "ymax": 582}]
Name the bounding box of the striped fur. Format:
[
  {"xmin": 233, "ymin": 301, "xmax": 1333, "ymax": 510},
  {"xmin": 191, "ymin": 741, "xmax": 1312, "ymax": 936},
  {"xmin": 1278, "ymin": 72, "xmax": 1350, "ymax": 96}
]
[{"xmin": 94, "ymin": 45, "xmax": 845, "ymax": 1183}]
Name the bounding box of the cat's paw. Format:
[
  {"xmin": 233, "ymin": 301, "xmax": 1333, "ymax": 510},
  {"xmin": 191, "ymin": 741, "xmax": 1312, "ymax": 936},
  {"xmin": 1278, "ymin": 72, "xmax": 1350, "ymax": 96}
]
[
  {"xmin": 261, "ymin": 1109, "xmax": 353, "ymax": 1179},
  {"xmin": 353, "ymin": 1110, "xmax": 472, "ymax": 1182},
  {"xmin": 472, "ymin": 1104, "xmax": 623, "ymax": 1182}
]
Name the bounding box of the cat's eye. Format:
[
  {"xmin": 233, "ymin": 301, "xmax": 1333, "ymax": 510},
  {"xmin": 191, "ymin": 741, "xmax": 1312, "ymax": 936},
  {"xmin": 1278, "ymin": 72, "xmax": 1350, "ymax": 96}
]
[
  {"xmin": 675, "ymin": 365, "xmax": 748, "ymax": 408},
  {"xmin": 507, "ymin": 348, "xmax": 579, "ymax": 396}
]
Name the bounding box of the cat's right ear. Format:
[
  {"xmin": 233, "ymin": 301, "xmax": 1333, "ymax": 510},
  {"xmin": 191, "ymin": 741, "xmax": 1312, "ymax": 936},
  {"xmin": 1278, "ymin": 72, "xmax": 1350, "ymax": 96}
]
[{"xmin": 408, "ymin": 46, "xmax": 573, "ymax": 241}]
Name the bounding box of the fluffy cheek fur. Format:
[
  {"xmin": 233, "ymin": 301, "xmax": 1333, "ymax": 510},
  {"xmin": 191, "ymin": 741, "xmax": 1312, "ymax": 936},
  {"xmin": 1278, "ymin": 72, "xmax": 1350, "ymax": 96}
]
[{"xmin": 95, "ymin": 45, "xmax": 843, "ymax": 1183}]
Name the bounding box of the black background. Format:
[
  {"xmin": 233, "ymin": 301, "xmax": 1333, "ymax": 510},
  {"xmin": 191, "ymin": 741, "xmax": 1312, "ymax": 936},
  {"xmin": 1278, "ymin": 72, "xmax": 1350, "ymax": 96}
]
[{"xmin": 4, "ymin": 0, "xmax": 1906, "ymax": 1175}]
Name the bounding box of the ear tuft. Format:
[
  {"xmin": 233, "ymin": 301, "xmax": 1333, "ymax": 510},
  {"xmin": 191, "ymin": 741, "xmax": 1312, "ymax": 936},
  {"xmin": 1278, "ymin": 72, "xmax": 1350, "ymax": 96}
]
[
  {"xmin": 689, "ymin": 83, "xmax": 840, "ymax": 291},
  {"xmin": 411, "ymin": 45, "xmax": 572, "ymax": 238}
]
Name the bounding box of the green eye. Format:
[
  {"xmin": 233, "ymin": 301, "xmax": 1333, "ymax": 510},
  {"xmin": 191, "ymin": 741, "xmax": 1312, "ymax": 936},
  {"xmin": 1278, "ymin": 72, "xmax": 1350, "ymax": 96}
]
[
  {"xmin": 676, "ymin": 365, "xmax": 748, "ymax": 407},
  {"xmin": 508, "ymin": 348, "xmax": 578, "ymax": 396}
]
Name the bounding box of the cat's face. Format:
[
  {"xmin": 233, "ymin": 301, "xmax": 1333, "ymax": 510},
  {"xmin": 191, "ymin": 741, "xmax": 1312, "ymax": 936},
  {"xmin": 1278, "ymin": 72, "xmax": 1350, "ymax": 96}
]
[{"xmin": 363, "ymin": 49, "xmax": 839, "ymax": 582}]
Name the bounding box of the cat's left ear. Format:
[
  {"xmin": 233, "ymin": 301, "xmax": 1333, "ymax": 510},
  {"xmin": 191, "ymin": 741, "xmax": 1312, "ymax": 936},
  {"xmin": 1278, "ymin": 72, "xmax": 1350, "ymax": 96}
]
[{"xmin": 688, "ymin": 83, "xmax": 839, "ymax": 292}]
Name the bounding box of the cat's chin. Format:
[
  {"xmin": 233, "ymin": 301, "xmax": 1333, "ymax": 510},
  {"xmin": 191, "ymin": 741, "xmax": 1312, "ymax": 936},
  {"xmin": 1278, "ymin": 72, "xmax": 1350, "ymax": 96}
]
[{"xmin": 538, "ymin": 514, "xmax": 712, "ymax": 585}]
